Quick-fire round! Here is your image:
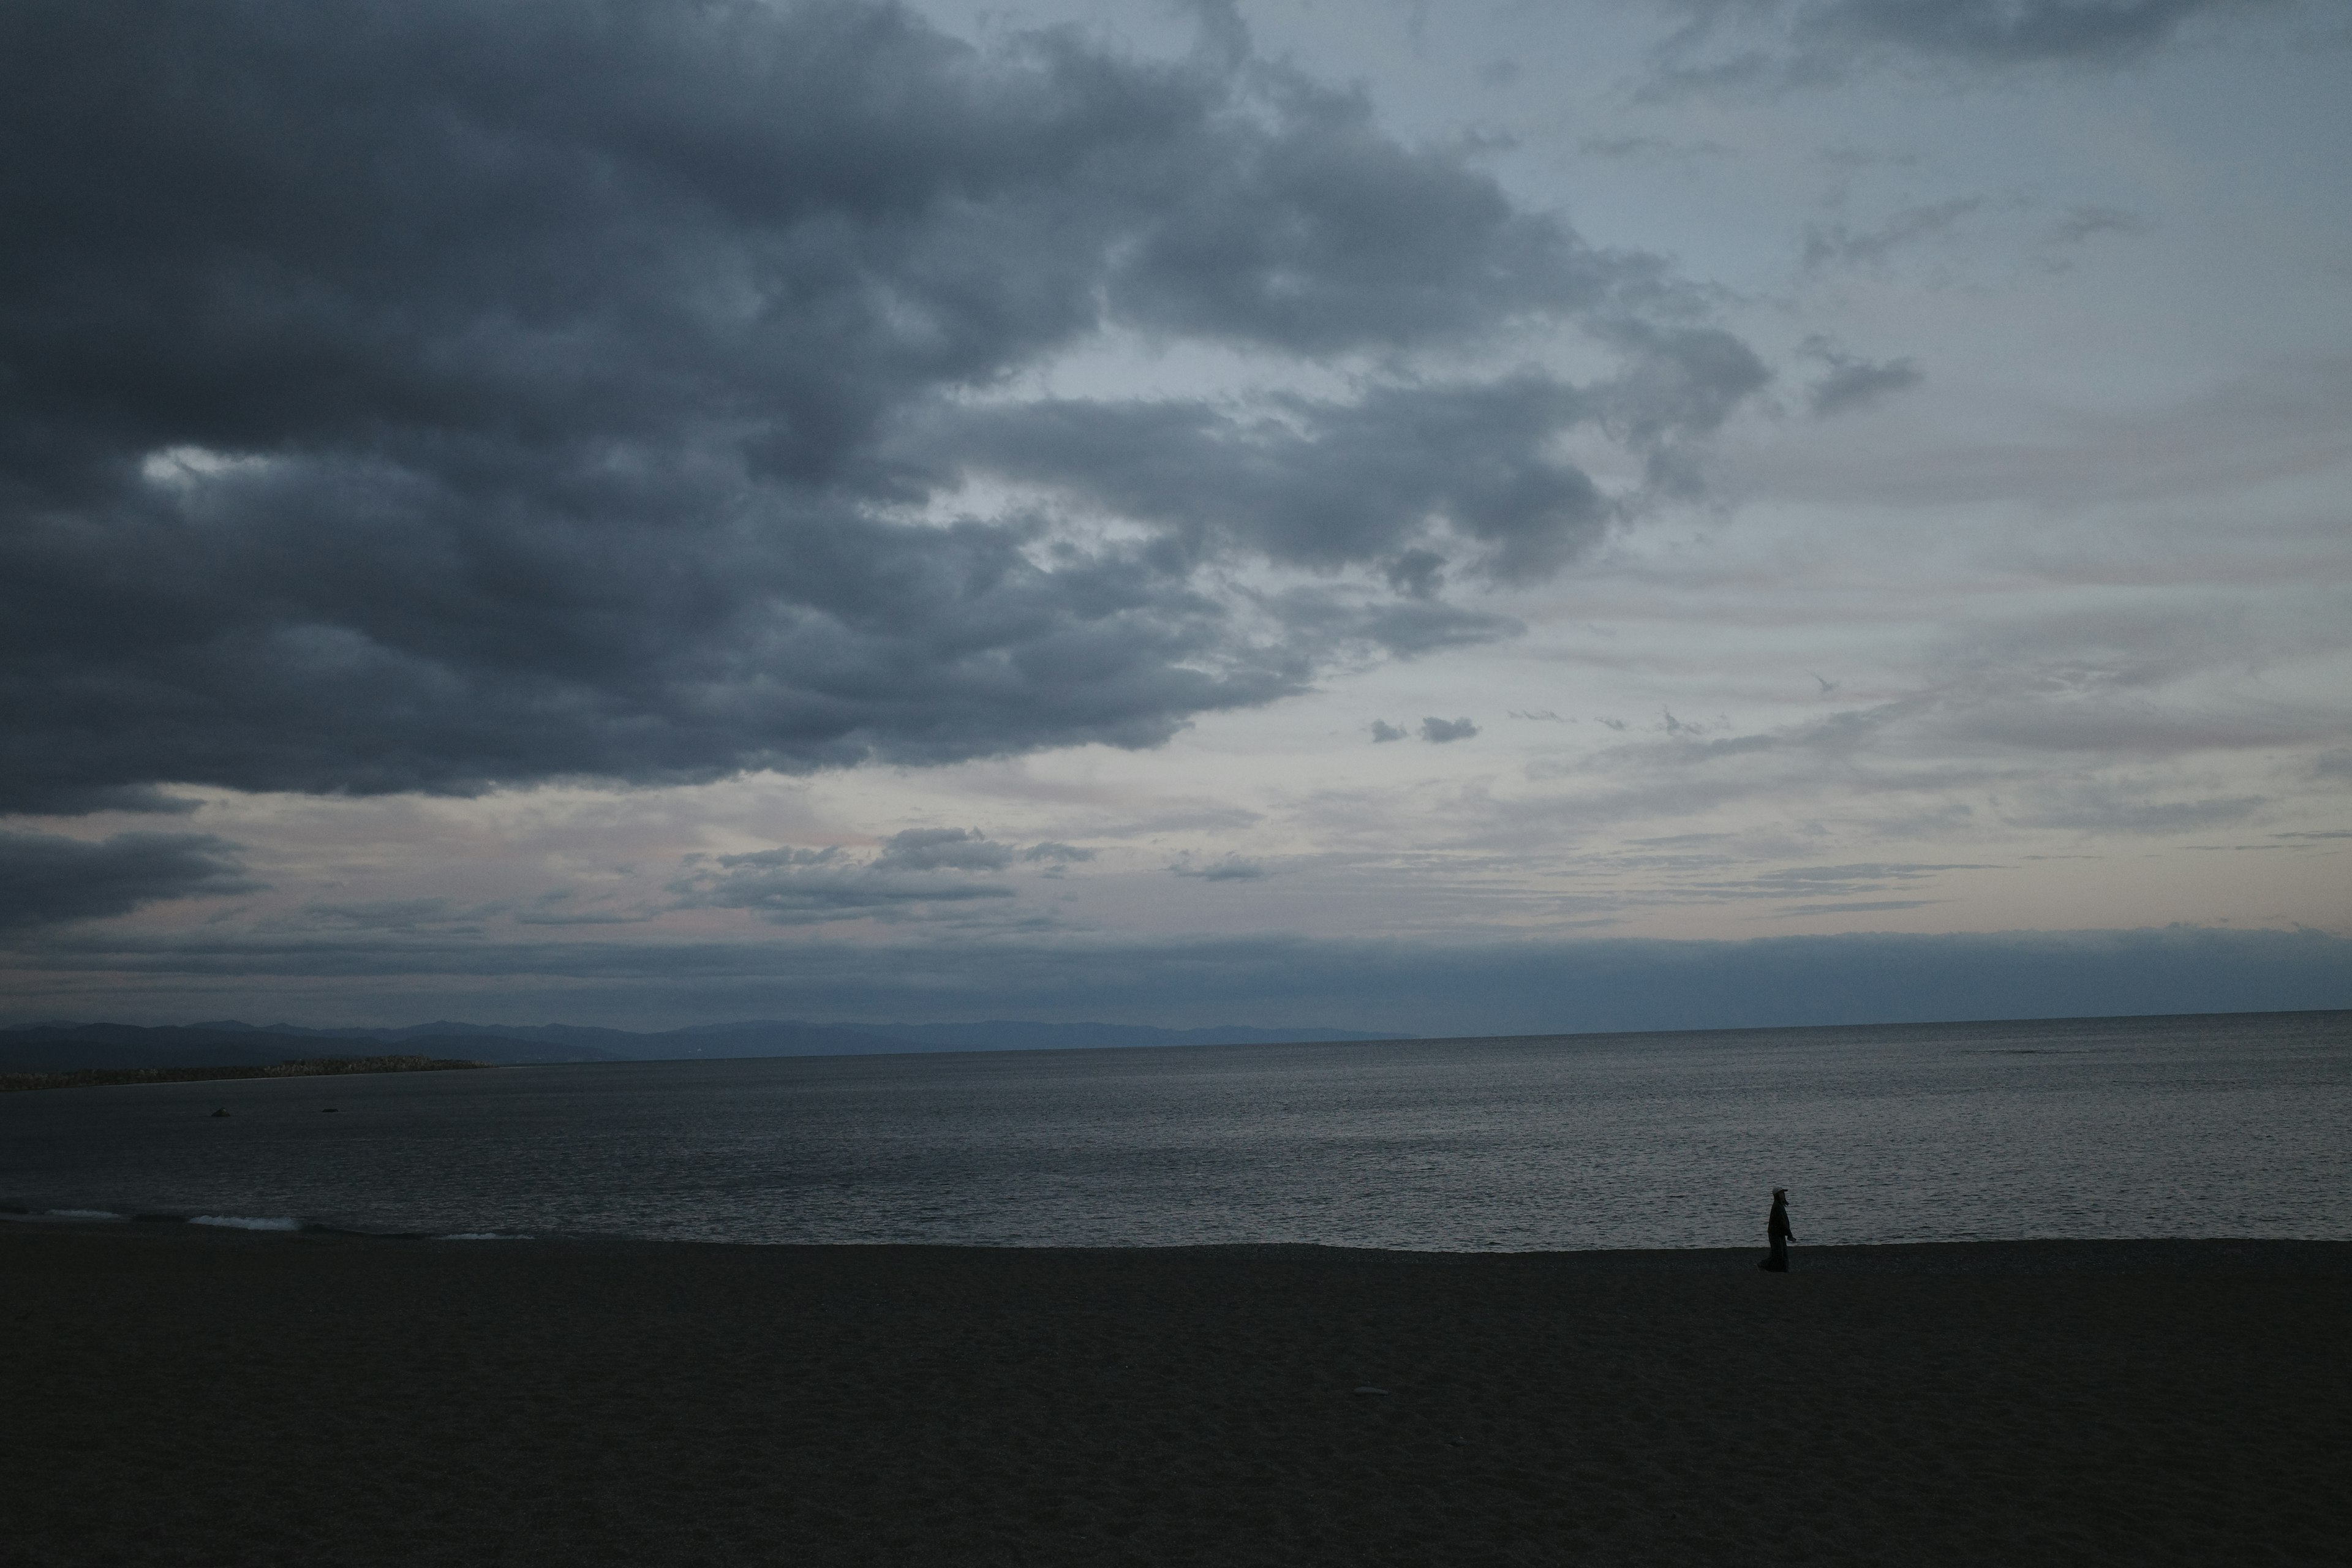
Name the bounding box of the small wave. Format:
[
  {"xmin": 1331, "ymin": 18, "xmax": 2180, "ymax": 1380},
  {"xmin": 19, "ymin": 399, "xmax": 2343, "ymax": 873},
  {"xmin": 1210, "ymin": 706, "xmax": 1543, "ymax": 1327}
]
[
  {"xmin": 47, "ymin": 1208, "xmax": 129, "ymax": 1221},
  {"xmin": 190, "ymin": 1215, "xmax": 304, "ymax": 1231},
  {"xmin": 437, "ymin": 1231, "xmax": 533, "ymax": 1241}
]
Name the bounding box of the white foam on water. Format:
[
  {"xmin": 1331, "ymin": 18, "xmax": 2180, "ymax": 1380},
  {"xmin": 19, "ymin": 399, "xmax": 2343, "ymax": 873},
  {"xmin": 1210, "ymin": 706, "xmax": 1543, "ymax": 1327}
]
[
  {"xmin": 190, "ymin": 1215, "xmax": 303, "ymax": 1231},
  {"xmin": 46, "ymin": 1208, "xmax": 128, "ymax": 1221}
]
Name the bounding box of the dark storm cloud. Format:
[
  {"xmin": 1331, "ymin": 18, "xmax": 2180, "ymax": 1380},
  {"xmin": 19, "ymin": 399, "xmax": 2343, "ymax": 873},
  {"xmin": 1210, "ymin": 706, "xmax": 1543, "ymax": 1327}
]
[
  {"xmin": 0, "ymin": 0, "xmax": 1756, "ymax": 814},
  {"xmin": 4, "ymin": 786, "xmax": 203, "ymax": 819},
  {"xmin": 1647, "ymin": 0, "xmax": 2283, "ymax": 92},
  {"xmin": 0, "ymin": 831, "xmax": 258, "ymax": 930},
  {"xmin": 1090, "ymin": 63, "xmax": 1623, "ymax": 353}
]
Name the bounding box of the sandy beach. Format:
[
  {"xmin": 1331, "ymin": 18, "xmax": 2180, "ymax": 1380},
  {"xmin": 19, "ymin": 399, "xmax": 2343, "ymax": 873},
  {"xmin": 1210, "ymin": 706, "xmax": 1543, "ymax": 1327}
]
[{"xmin": 4, "ymin": 1227, "xmax": 2345, "ymax": 1567}]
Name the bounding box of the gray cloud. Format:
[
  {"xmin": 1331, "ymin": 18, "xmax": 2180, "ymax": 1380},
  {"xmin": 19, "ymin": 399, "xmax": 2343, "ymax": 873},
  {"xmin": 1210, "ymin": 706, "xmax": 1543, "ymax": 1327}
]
[
  {"xmin": 292, "ymin": 899, "xmax": 485, "ymax": 933},
  {"xmin": 1807, "ymin": 0, "xmax": 2257, "ymax": 66},
  {"xmin": 1384, "ymin": 548, "xmax": 1449, "ymax": 601},
  {"xmin": 1420, "ymin": 717, "xmax": 1481, "ymax": 743},
  {"xmin": 1578, "ymin": 134, "xmax": 1734, "ymax": 161},
  {"xmin": 1735, "ymin": 862, "xmax": 1989, "ymax": 898},
  {"xmin": 2047, "ymin": 204, "xmax": 2152, "ymax": 246},
  {"xmin": 0, "ymin": 830, "xmax": 258, "ymax": 930},
  {"xmin": 670, "ymin": 839, "xmax": 1017, "ymax": 926},
  {"xmin": 1801, "ymin": 336, "xmax": 1925, "ymax": 416},
  {"xmin": 1809, "ymin": 358, "xmax": 1924, "ymax": 417},
  {"xmin": 1504, "ymin": 666, "xmax": 2310, "ymax": 840},
  {"xmin": 1802, "ymin": 199, "xmax": 1983, "ymax": 271},
  {"xmin": 1020, "ymin": 842, "xmax": 1097, "ymax": 864},
  {"xmin": 869, "ymin": 828, "xmax": 1017, "ymax": 873},
  {"xmin": 2008, "ymin": 788, "xmax": 2266, "ymax": 834},
  {"xmin": 666, "ymin": 827, "xmax": 1047, "ymax": 927},
  {"xmin": 1370, "ymin": 720, "xmax": 1409, "ymax": 743},
  {"xmin": 1648, "ymin": 0, "xmax": 2281, "ymax": 94},
  {"xmin": 0, "ymin": 0, "xmax": 1764, "ymax": 815},
  {"xmin": 1596, "ymin": 323, "xmax": 1773, "ymax": 491},
  {"xmin": 943, "ymin": 374, "xmax": 1615, "ymax": 585},
  {"xmin": 1170, "ymin": 853, "xmax": 1270, "ymax": 880},
  {"xmin": 1331, "ymin": 597, "xmax": 1528, "ymax": 659},
  {"xmin": 277, "ymin": 897, "xmax": 520, "ymax": 939},
  {"xmin": 514, "ymin": 891, "xmax": 667, "ymax": 928},
  {"xmin": 1409, "ymin": 849, "xmax": 1997, "ymax": 920}
]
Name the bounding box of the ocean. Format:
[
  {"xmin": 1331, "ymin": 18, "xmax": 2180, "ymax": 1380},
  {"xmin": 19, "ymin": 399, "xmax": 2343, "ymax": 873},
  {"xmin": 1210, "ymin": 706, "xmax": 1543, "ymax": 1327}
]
[{"xmin": 4, "ymin": 1011, "xmax": 2346, "ymax": 1250}]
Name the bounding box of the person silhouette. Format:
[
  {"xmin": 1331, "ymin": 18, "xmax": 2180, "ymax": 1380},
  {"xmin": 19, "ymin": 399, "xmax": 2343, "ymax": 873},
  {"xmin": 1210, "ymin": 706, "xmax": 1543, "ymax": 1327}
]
[{"xmin": 1758, "ymin": 1188, "xmax": 1792, "ymax": 1272}]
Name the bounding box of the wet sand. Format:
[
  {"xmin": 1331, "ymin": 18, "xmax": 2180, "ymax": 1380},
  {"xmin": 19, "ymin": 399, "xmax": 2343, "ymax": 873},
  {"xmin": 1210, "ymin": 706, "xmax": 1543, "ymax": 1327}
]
[{"xmin": 5, "ymin": 1227, "xmax": 2346, "ymax": 1566}]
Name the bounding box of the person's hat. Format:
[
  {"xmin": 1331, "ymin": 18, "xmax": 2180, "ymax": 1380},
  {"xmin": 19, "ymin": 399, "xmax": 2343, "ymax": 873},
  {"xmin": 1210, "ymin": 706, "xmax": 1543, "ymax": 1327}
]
[{"xmin": 1772, "ymin": 1187, "xmax": 1787, "ymax": 1196}]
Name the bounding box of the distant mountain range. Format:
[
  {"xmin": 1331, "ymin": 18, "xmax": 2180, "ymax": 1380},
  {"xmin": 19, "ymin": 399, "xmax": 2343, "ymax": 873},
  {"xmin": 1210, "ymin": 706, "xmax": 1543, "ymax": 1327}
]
[{"xmin": 0, "ymin": 1018, "xmax": 1407, "ymax": 1073}]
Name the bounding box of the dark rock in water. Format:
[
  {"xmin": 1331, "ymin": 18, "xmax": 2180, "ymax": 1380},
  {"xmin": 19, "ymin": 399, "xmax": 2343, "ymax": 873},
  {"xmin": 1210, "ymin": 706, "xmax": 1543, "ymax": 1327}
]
[
  {"xmin": 210, "ymin": 1107, "xmax": 230, "ymax": 1117},
  {"xmin": 321, "ymin": 1107, "xmax": 338, "ymax": 1113}
]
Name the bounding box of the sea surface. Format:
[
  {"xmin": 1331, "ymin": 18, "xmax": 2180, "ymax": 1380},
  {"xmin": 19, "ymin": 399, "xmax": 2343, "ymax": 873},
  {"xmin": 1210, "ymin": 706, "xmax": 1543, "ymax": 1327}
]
[{"xmin": 4, "ymin": 1011, "xmax": 2347, "ymax": 1250}]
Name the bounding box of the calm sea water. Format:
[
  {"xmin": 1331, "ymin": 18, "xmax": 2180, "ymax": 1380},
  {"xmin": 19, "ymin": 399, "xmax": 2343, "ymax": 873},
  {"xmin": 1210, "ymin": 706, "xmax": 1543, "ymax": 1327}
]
[{"xmin": 4, "ymin": 1012, "xmax": 2346, "ymax": 1250}]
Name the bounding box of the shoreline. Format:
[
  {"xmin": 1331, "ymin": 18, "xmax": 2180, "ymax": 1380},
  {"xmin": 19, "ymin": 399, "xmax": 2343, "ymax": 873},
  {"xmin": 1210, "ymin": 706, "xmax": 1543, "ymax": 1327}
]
[
  {"xmin": 7, "ymin": 1208, "xmax": 2347, "ymax": 1266},
  {"xmin": 8, "ymin": 1227, "xmax": 2346, "ymax": 1565},
  {"xmin": 7, "ymin": 1213, "xmax": 2349, "ymax": 1262}
]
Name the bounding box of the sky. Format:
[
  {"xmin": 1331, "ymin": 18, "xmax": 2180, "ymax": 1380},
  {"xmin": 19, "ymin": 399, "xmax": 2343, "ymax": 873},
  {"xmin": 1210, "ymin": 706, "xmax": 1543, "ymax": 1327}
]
[{"xmin": 2, "ymin": 0, "xmax": 2348, "ymax": 1033}]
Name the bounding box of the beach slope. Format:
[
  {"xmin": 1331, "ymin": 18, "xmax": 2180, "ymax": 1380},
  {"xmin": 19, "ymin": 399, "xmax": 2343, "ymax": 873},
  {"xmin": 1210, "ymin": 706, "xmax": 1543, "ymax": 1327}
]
[{"xmin": 5, "ymin": 1229, "xmax": 2345, "ymax": 1566}]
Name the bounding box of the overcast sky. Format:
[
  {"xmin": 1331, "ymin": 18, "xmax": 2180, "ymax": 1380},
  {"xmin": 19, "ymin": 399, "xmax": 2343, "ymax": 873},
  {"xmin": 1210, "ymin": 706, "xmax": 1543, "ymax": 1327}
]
[{"xmin": 3, "ymin": 0, "xmax": 2347, "ymax": 1031}]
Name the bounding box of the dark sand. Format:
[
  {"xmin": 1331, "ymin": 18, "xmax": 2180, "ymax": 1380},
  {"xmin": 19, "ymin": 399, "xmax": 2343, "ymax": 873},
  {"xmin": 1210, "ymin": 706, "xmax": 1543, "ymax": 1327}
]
[{"xmin": 4, "ymin": 1228, "xmax": 2346, "ymax": 1566}]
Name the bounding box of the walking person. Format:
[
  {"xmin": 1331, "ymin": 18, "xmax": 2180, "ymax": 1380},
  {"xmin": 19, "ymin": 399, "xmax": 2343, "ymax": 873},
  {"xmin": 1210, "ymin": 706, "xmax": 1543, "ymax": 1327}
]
[{"xmin": 1758, "ymin": 1187, "xmax": 1793, "ymax": 1272}]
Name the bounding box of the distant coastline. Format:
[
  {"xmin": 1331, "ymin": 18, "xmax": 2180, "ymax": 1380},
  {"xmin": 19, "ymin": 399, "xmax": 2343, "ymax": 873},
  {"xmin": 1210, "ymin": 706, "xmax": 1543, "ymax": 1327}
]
[
  {"xmin": 0, "ymin": 1016, "xmax": 1408, "ymax": 1072},
  {"xmin": 1, "ymin": 1055, "xmax": 488, "ymax": 1095}
]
